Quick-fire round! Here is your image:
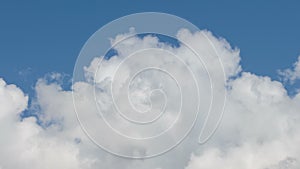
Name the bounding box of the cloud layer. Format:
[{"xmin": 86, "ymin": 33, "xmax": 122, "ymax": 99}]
[{"xmin": 0, "ymin": 29, "xmax": 299, "ymax": 169}]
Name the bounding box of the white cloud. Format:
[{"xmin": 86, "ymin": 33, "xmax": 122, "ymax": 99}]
[
  {"xmin": 278, "ymin": 56, "xmax": 300, "ymax": 84},
  {"xmin": 0, "ymin": 78, "xmax": 28, "ymax": 119},
  {"xmin": 185, "ymin": 72, "xmax": 300, "ymax": 169},
  {"xmin": 0, "ymin": 28, "xmax": 300, "ymax": 169},
  {"xmin": 0, "ymin": 78, "xmax": 87, "ymax": 169}
]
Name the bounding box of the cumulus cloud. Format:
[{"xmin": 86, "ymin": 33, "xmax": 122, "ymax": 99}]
[
  {"xmin": 0, "ymin": 78, "xmax": 85, "ymax": 169},
  {"xmin": 185, "ymin": 72, "xmax": 300, "ymax": 169},
  {"xmin": 0, "ymin": 28, "xmax": 299, "ymax": 169}
]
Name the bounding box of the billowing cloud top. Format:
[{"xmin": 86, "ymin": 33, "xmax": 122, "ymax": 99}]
[{"xmin": 0, "ymin": 29, "xmax": 299, "ymax": 169}]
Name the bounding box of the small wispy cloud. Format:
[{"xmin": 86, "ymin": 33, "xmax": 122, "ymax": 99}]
[{"xmin": 278, "ymin": 56, "xmax": 300, "ymax": 84}]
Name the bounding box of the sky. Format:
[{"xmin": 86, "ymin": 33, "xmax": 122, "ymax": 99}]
[
  {"xmin": 1, "ymin": 1, "xmax": 300, "ymax": 169},
  {"xmin": 1, "ymin": 0, "xmax": 300, "ymax": 92}
]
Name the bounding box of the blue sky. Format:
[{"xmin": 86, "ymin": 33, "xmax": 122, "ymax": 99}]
[
  {"xmin": 2, "ymin": 1, "xmax": 300, "ymax": 168},
  {"xmin": 0, "ymin": 0, "xmax": 300, "ymax": 92}
]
